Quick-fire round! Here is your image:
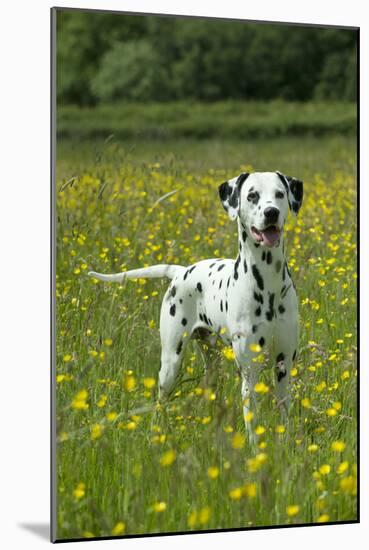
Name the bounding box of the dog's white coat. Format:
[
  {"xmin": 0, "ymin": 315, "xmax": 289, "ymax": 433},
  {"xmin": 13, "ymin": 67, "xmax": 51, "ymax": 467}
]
[{"xmin": 89, "ymin": 171, "xmax": 303, "ymax": 433}]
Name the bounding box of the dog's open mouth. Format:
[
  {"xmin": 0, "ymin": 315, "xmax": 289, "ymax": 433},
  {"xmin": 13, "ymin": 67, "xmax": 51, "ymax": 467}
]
[{"xmin": 251, "ymin": 225, "xmax": 281, "ymax": 247}]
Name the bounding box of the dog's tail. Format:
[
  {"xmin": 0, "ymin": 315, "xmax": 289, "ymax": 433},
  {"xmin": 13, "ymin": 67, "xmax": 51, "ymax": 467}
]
[{"xmin": 88, "ymin": 264, "xmax": 185, "ymax": 283}]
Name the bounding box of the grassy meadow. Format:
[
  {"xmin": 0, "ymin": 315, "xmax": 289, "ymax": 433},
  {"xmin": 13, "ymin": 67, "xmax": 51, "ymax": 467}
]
[{"xmin": 55, "ymin": 117, "xmax": 357, "ymax": 539}]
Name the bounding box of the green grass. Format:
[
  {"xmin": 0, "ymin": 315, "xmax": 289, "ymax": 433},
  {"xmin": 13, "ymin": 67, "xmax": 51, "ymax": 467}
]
[
  {"xmin": 55, "ymin": 133, "xmax": 357, "ymax": 540},
  {"xmin": 57, "ymin": 100, "xmax": 356, "ymax": 141}
]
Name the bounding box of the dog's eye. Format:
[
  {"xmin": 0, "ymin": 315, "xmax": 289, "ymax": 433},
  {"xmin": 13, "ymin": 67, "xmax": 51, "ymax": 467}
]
[
  {"xmin": 275, "ymin": 191, "xmax": 284, "ymax": 199},
  {"xmin": 247, "ymin": 192, "xmax": 259, "ymax": 202}
]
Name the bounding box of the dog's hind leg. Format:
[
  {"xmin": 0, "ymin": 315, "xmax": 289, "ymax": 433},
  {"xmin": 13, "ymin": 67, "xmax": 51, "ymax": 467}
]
[{"xmin": 157, "ymin": 305, "xmax": 193, "ymax": 400}]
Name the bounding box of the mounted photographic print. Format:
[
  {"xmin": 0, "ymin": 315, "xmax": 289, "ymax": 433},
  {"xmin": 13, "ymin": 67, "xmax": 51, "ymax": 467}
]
[{"xmin": 51, "ymin": 6, "xmax": 359, "ymax": 543}]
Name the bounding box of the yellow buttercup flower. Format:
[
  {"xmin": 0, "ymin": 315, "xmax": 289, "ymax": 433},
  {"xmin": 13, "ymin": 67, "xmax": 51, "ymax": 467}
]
[
  {"xmin": 286, "ymin": 505, "xmax": 300, "ymax": 517},
  {"xmin": 111, "ymin": 522, "xmax": 126, "ymax": 535},
  {"xmin": 222, "ymin": 347, "xmax": 235, "ymax": 360},
  {"xmin": 124, "ymin": 375, "xmax": 136, "ymax": 392},
  {"xmin": 232, "ymin": 432, "xmax": 246, "ymax": 449},
  {"xmin": 71, "ymin": 389, "xmax": 89, "ymax": 410},
  {"xmin": 160, "ymin": 449, "xmax": 176, "ymax": 467},
  {"xmin": 198, "ymin": 506, "xmax": 211, "ymax": 525},
  {"xmin": 73, "ymin": 482, "xmax": 86, "ymax": 500},
  {"xmin": 331, "ymin": 440, "xmax": 345, "ymax": 452},
  {"xmin": 319, "ymin": 464, "xmax": 331, "ymax": 475},
  {"xmin": 317, "ymin": 514, "xmax": 330, "ymax": 523},
  {"xmin": 229, "ymin": 487, "xmax": 242, "ymax": 500},
  {"xmin": 90, "ymin": 423, "xmax": 103, "ymax": 440},
  {"xmin": 337, "ymin": 461, "xmax": 349, "ymax": 474},
  {"xmin": 152, "ymin": 501, "xmax": 167, "ymax": 513},
  {"xmin": 249, "ymin": 343, "xmax": 262, "ymax": 353},
  {"xmin": 254, "ymin": 382, "xmax": 269, "ymax": 394},
  {"xmin": 143, "ymin": 377, "xmax": 156, "ymax": 389},
  {"xmin": 207, "ymin": 466, "xmax": 220, "ymax": 479},
  {"xmin": 255, "ymin": 425, "xmax": 266, "ymax": 435}
]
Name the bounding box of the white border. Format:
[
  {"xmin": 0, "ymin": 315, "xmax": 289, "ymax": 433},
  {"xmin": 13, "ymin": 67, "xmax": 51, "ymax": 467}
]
[{"xmin": 1, "ymin": 1, "xmax": 366, "ymax": 548}]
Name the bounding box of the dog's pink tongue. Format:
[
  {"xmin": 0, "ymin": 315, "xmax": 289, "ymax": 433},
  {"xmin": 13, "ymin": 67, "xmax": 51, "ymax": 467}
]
[{"xmin": 261, "ymin": 227, "xmax": 280, "ymax": 247}]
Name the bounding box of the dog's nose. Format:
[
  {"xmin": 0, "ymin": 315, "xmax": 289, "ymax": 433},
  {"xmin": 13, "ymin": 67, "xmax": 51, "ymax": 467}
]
[{"xmin": 264, "ymin": 207, "xmax": 280, "ymax": 224}]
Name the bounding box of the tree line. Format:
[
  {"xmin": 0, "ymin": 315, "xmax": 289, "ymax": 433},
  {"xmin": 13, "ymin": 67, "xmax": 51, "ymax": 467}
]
[{"xmin": 56, "ymin": 9, "xmax": 357, "ymax": 106}]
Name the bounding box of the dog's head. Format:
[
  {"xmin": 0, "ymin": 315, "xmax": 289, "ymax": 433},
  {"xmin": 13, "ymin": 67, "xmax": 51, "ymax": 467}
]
[{"xmin": 218, "ymin": 171, "xmax": 303, "ymax": 248}]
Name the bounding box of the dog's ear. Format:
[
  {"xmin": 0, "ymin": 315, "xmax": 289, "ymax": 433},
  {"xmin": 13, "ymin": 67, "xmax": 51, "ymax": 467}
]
[
  {"xmin": 218, "ymin": 173, "xmax": 249, "ymax": 221},
  {"xmin": 276, "ymin": 171, "xmax": 303, "ymax": 215}
]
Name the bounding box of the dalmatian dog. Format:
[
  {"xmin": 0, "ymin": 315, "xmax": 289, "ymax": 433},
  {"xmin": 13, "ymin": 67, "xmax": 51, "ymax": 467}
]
[{"xmin": 89, "ymin": 171, "xmax": 303, "ymax": 432}]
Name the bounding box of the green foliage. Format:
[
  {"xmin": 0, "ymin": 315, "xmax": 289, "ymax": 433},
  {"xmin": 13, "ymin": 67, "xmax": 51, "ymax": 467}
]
[
  {"xmin": 56, "ymin": 9, "xmax": 358, "ymax": 105},
  {"xmin": 91, "ymin": 40, "xmax": 170, "ymax": 102},
  {"xmin": 55, "ymin": 135, "xmax": 357, "ymax": 539},
  {"xmin": 57, "ymin": 100, "xmax": 356, "ymax": 141}
]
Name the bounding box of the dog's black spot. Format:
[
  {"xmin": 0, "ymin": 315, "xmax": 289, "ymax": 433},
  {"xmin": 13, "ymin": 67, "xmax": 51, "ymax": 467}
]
[
  {"xmin": 189, "ymin": 293, "xmax": 192, "ymax": 297},
  {"xmin": 277, "ymin": 352, "xmax": 285, "ymax": 363},
  {"xmin": 252, "ymin": 325, "xmax": 258, "ymax": 333},
  {"xmin": 220, "ymin": 300, "xmax": 223, "ymax": 312},
  {"xmin": 227, "ymin": 277, "xmax": 231, "ymax": 288},
  {"xmin": 253, "ymin": 291, "xmax": 264, "ymax": 304},
  {"xmin": 176, "ymin": 340, "xmax": 183, "ymax": 355},
  {"xmin": 179, "ymin": 299, "xmax": 183, "ymax": 304},
  {"xmin": 290, "ymin": 179, "xmax": 303, "ymax": 202},
  {"xmin": 243, "ymin": 260, "xmax": 248, "ymax": 273},
  {"xmin": 266, "ymin": 251, "xmax": 272, "ymax": 265},
  {"xmin": 239, "ymin": 242, "xmax": 242, "ymax": 252},
  {"xmin": 276, "ymin": 369, "xmax": 287, "ymax": 382},
  {"xmin": 210, "ymin": 262, "xmax": 216, "ymax": 269},
  {"xmin": 218, "ymin": 264, "xmax": 225, "ymax": 272},
  {"xmin": 208, "ymin": 272, "xmax": 212, "ymax": 277},
  {"xmin": 247, "ymin": 190, "xmax": 260, "ymax": 205},
  {"xmin": 280, "ymin": 285, "xmax": 286, "ymax": 297},
  {"xmin": 242, "ymin": 230, "xmax": 247, "ymax": 242},
  {"xmin": 293, "ymin": 350, "xmax": 297, "ymax": 361},
  {"xmin": 225, "ymin": 301, "xmax": 228, "ymax": 312},
  {"xmin": 181, "ymin": 318, "xmax": 187, "ymax": 326},
  {"xmin": 266, "ymin": 293, "xmax": 275, "ymax": 321},
  {"xmin": 234, "ymin": 256, "xmax": 240, "ymax": 280},
  {"xmin": 197, "ymin": 282, "xmax": 202, "ymax": 292},
  {"xmin": 170, "ymin": 286, "xmax": 176, "ymax": 297},
  {"xmin": 170, "ymin": 304, "xmax": 176, "ymax": 316},
  {"xmin": 199, "ymin": 313, "xmax": 204, "ymax": 322},
  {"xmin": 203, "ymin": 314, "xmax": 209, "ymax": 325},
  {"xmin": 259, "ymin": 337, "xmax": 265, "ymax": 347},
  {"xmin": 252, "ymin": 264, "xmax": 264, "ymax": 290},
  {"xmin": 219, "ymin": 181, "xmax": 231, "ymax": 202},
  {"xmin": 278, "ymin": 304, "xmax": 285, "ymax": 314},
  {"xmin": 275, "ymin": 260, "xmax": 282, "ymax": 273},
  {"xmin": 255, "ymin": 306, "xmax": 262, "ymax": 316},
  {"xmin": 189, "ymin": 265, "xmax": 196, "ymax": 274},
  {"xmin": 219, "ymin": 280, "xmax": 223, "ymax": 289},
  {"xmin": 237, "ymin": 172, "xmax": 250, "ymax": 186},
  {"xmin": 262, "ymin": 251, "xmax": 266, "ymax": 262}
]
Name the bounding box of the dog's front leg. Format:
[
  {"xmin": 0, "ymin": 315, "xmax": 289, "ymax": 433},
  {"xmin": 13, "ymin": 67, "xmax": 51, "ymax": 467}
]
[
  {"xmin": 232, "ymin": 333, "xmax": 261, "ymax": 443},
  {"xmin": 274, "ymin": 352, "xmax": 293, "ymax": 421}
]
